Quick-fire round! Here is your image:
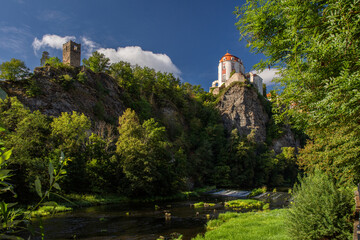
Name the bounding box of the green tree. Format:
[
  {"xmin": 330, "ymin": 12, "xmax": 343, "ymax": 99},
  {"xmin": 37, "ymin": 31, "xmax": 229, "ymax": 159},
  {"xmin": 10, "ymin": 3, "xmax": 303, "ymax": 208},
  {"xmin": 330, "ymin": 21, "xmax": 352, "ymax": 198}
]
[
  {"xmin": 0, "ymin": 58, "xmax": 30, "ymax": 81},
  {"xmin": 40, "ymin": 51, "xmax": 50, "ymax": 66},
  {"xmin": 50, "ymin": 111, "xmax": 91, "ymax": 192},
  {"xmin": 85, "ymin": 133, "xmax": 115, "ymax": 193},
  {"xmin": 235, "ymin": 0, "xmax": 360, "ymax": 184},
  {"xmin": 116, "ymin": 109, "xmax": 173, "ymax": 196},
  {"xmin": 83, "ymin": 51, "xmax": 110, "ymax": 73},
  {"xmin": 298, "ymin": 124, "xmax": 360, "ymax": 184},
  {"xmin": 51, "ymin": 111, "xmax": 91, "ymax": 152},
  {"xmin": 44, "ymin": 57, "xmax": 62, "ymax": 68},
  {"xmin": 235, "ymin": 0, "xmax": 360, "ymax": 130}
]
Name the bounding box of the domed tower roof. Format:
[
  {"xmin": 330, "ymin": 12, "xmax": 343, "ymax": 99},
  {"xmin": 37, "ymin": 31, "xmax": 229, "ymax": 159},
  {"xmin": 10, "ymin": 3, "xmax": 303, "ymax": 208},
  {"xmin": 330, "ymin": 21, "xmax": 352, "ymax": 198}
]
[{"xmin": 219, "ymin": 52, "xmax": 241, "ymax": 63}]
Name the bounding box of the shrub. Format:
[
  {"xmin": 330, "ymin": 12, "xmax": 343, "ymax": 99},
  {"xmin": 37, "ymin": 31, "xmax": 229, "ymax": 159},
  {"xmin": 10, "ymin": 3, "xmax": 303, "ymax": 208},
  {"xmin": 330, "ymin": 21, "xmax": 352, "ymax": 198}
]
[
  {"xmin": 286, "ymin": 170, "xmax": 353, "ymax": 240},
  {"xmin": 248, "ymin": 186, "xmax": 267, "ymax": 197},
  {"xmin": 193, "ymin": 202, "xmax": 216, "ymax": 208},
  {"xmin": 45, "ymin": 57, "xmax": 63, "ymax": 68},
  {"xmin": 25, "ymin": 79, "xmax": 42, "ymax": 97},
  {"xmin": 224, "ymin": 199, "xmax": 266, "ymax": 211},
  {"xmin": 77, "ymin": 71, "xmax": 87, "ymax": 83},
  {"xmin": 53, "ymin": 74, "xmax": 73, "ymax": 90}
]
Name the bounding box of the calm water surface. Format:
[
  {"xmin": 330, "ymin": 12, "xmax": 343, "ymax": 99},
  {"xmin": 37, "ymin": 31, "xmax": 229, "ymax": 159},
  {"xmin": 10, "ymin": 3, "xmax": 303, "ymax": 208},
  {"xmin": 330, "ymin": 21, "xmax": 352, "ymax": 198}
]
[
  {"xmin": 35, "ymin": 192, "xmax": 289, "ymax": 239},
  {"xmin": 38, "ymin": 196, "xmax": 230, "ymax": 240}
]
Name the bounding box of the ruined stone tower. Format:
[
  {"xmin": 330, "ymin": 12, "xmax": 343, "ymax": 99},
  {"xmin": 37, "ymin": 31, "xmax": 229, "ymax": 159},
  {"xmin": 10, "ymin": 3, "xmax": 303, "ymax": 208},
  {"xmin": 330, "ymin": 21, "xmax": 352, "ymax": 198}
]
[{"xmin": 62, "ymin": 40, "xmax": 81, "ymax": 67}]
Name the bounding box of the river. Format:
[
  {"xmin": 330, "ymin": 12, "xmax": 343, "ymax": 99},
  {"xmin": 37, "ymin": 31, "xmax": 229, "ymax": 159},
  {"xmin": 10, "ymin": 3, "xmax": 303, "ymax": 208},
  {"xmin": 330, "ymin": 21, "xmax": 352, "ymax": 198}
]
[{"xmin": 32, "ymin": 191, "xmax": 290, "ymax": 239}]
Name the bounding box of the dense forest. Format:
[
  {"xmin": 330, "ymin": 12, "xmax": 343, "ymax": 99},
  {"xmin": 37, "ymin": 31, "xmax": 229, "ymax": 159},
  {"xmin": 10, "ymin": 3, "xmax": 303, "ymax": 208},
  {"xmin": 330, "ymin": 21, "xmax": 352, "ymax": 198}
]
[{"xmin": 0, "ymin": 53, "xmax": 298, "ymax": 203}]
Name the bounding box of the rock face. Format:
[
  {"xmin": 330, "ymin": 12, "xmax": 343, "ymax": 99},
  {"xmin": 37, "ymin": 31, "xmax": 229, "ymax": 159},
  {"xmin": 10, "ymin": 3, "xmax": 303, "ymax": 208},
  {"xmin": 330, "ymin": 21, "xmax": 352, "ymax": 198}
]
[
  {"xmin": 216, "ymin": 83, "xmax": 269, "ymax": 142},
  {"xmin": 271, "ymin": 125, "xmax": 301, "ymax": 154},
  {"xmin": 0, "ymin": 66, "xmax": 125, "ymax": 123}
]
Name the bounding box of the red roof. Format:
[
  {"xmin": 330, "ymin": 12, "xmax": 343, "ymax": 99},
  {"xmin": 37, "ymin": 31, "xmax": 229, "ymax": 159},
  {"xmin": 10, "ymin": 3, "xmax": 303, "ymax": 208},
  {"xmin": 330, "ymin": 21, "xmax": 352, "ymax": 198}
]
[{"xmin": 220, "ymin": 53, "xmax": 241, "ymax": 63}]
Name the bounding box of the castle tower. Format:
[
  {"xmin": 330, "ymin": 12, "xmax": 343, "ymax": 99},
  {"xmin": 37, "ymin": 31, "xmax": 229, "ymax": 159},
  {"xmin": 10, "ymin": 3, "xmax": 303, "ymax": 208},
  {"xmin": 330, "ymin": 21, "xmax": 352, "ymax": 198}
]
[
  {"xmin": 211, "ymin": 52, "xmax": 264, "ymax": 95},
  {"xmin": 216, "ymin": 53, "xmax": 245, "ymax": 87},
  {"xmin": 62, "ymin": 40, "xmax": 81, "ymax": 67}
]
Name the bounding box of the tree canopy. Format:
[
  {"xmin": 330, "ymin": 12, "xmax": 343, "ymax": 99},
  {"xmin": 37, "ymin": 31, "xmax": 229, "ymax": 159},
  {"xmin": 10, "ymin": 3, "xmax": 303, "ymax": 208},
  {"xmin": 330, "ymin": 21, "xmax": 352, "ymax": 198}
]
[
  {"xmin": 0, "ymin": 58, "xmax": 31, "ymax": 81},
  {"xmin": 82, "ymin": 51, "xmax": 110, "ymax": 73},
  {"xmin": 235, "ymin": 0, "xmax": 360, "ymax": 183},
  {"xmin": 235, "ymin": 0, "xmax": 360, "ymax": 130}
]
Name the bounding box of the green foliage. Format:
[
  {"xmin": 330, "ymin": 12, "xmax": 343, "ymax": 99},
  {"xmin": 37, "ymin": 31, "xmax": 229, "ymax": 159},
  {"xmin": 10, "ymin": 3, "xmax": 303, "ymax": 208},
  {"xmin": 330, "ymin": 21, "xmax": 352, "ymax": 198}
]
[
  {"xmin": 235, "ymin": 0, "xmax": 360, "ymax": 186},
  {"xmin": 262, "ymin": 83, "xmax": 266, "ymax": 96},
  {"xmin": 193, "ymin": 202, "xmax": 216, "ymax": 208},
  {"xmin": 219, "ymin": 128, "xmax": 297, "ymax": 187},
  {"xmin": 286, "ymin": 170, "xmax": 353, "ymax": 240},
  {"xmin": 0, "ymin": 58, "xmax": 31, "ymax": 81},
  {"xmin": 116, "ymin": 109, "xmax": 174, "ymax": 196},
  {"xmin": 298, "ymin": 124, "xmax": 360, "ymax": 184},
  {"xmin": 45, "ymin": 57, "xmax": 63, "ymax": 68},
  {"xmin": 26, "ymin": 204, "xmax": 72, "ymax": 217},
  {"xmin": 54, "ymin": 74, "xmax": 74, "ymax": 90},
  {"xmin": 93, "ymin": 101, "xmax": 105, "ymax": 120},
  {"xmin": 224, "ymin": 199, "xmax": 266, "ymax": 211},
  {"xmin": 51, "ymin": 111, "xmax": 91, "ymax": 152},
  {"xmin": 0, "ymin": 124, "xmax": 70, "ymax": 239},
  {"xmin": 248, "ymin": 186, "xmax": 267, "ymax": 197},
  {"xmin": 76, "ymin": 71, "xmax": 87, "ymax": 83},
  {"xmin": 0, "ymin": 54, "xmax": 298, "ymax": 200},
  {"xmin": 82, "ymin": 51, "xmax": 110, "ymax": 73},
  {"xmin": 84, "ymin": 133, "xmax": 115, "ymax": 193},
  {"xmin": 25, "ymin": 79, "xmax": 42, "ymax": 97},
  {"xmin": 40, "ymin": 51, "xmax": 49, "ymax": 66}
]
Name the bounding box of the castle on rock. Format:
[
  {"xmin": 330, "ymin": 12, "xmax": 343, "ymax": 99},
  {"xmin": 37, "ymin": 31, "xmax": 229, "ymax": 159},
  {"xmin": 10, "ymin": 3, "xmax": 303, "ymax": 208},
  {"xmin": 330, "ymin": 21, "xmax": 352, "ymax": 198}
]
[{"xmin": 211, "ymin": 53, "xmax": 263, "ymax": 95}]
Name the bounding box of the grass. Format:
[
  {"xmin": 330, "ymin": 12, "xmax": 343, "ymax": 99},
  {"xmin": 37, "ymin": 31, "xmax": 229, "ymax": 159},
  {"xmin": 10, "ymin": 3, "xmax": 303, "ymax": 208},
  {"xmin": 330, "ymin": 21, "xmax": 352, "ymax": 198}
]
[
  {"xmin": 224, "ymin": 199, "xmax": 269, "ymax": 211},
  {"xmin": 25, "ymin": 204, "xmax": 72, "ymax": 217},
  {"xmin": 193, "ymin": 209, "xmax": 290, "ymax": 240},
  {"xmin": 64, "ymin": 194, "xmax": 128, "ymax": 207},
  {"xmin": 193, "ymin": 202, "xmax": 216, "ymax": 208}
]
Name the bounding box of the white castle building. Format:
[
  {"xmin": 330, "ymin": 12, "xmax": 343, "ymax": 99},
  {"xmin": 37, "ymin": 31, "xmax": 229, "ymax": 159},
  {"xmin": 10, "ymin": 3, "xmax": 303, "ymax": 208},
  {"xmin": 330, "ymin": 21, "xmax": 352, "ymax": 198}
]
[{"xmin": 211, "ymin": 53, "xmax": 263, "ymax": 95}]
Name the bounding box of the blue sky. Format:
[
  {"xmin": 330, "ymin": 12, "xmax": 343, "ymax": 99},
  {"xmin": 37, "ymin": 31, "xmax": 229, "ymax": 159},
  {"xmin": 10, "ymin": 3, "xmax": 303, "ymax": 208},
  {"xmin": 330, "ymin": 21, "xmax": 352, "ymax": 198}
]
[{"xmin": 0, "ymin": 0, "xmax": 277, "ymax": 90}]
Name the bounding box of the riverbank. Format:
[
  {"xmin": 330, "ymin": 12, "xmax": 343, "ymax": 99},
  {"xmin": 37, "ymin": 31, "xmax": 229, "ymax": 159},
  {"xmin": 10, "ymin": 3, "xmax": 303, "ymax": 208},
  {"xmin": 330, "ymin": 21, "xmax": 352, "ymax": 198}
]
[
  {"xmin": 192, "ymin": 209, "xmax": 289, "ymax": 240},
  {"xmin": 28, "ymin": 186, "xmax": 215, "ymax": 217}
]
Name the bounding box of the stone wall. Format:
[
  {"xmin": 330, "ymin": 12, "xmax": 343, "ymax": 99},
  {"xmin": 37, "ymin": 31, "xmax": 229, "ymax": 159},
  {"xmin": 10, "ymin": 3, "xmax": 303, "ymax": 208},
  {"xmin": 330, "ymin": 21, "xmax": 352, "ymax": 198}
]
[{"xmin": 225, "ymin": 73, "xmax": 246, "ymax": 88}]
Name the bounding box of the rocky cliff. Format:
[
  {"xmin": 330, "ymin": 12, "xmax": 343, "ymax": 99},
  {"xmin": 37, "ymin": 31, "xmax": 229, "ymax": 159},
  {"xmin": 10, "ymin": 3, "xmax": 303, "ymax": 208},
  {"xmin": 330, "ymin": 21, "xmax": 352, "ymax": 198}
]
[
  {"xmin": 216, "ymin": 83, "xmax": 269, "ymax": 142},
  {"xmin": 0, "ymin": 67, "xmax": 301, "ymax": 153},
  {"xmin": 0, "ymin": 66, "xmax": 125, "ymax": 123},
  {"xmin": 216, "ymin": 82, "xmax": 301, "ymax": 152}
]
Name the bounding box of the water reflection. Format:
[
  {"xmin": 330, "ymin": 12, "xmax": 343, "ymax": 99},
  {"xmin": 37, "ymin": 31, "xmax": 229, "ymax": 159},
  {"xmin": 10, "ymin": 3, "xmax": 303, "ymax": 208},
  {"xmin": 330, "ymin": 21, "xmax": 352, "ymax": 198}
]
[{"xmin": 32, "ymin": 193, "xmax": 289, "ymax": 239}]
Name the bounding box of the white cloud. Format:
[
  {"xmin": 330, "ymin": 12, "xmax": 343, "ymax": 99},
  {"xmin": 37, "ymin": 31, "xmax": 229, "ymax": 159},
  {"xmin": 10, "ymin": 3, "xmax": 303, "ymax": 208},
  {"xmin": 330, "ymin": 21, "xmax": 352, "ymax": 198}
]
[
  {"xmin": 32, "ymin": 34, "xmax": 76, "ymax": 53},
  {"xmin": 98, "ymin": 46, "xmax": 181, "ymax": 77},
  {"xmin": 255, "ymin": 68, "xmax": 279, "ymax": 85},
  {"xmin": 31, "ymin": 34, "xmax": 181, "ymax": 76},
  {"xmin": 81, "ymin": 37, "xmax": 98, "ymax": 57}
]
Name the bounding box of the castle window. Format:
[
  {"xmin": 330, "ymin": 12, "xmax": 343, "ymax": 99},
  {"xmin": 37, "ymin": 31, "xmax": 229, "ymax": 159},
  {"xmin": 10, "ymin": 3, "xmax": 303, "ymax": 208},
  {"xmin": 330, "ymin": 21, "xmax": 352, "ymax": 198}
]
[
  {"xmin": 223, "ymin": 64, "xmax": 225, "ymax": 69},
  {"xmin": 223, "ymin": 57, "xmax": 226, "ymax": 61},
  {"xmin": 74, "ymin": 46, "xmax": 77, "ymax": 51},
  {"xmin": 231, "ymin": 57, "xmax": 234, "ymax": 60}
]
